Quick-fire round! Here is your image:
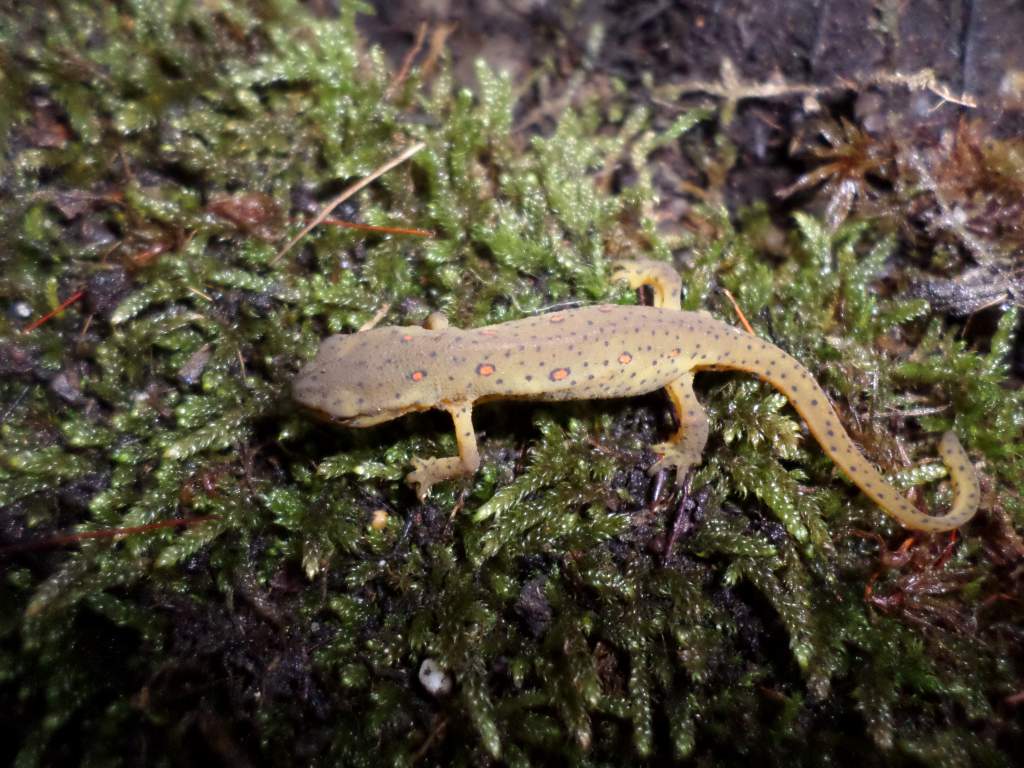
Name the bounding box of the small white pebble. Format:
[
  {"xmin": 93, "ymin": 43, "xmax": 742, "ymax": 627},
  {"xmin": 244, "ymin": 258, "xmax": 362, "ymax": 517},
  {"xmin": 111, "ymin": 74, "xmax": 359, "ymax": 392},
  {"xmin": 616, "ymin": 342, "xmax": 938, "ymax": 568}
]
[{"xmin": 418, "ymin": 658, "xmax": 453, "ymax": 697}]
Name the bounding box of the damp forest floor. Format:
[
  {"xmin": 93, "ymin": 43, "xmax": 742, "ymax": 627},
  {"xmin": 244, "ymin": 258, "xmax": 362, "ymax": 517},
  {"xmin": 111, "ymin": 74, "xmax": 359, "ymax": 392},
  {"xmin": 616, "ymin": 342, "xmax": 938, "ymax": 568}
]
[{"xmin": 1, "ymin": 2, "xmax": 1023, "ymax": 766}]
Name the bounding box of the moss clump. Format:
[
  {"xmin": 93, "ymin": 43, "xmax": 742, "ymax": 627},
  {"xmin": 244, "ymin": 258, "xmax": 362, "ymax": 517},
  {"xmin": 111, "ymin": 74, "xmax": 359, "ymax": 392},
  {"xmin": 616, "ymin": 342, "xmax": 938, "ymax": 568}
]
[{"xmin": 1, "ymin": 2, "xmax": 1021, "ymax": 766}]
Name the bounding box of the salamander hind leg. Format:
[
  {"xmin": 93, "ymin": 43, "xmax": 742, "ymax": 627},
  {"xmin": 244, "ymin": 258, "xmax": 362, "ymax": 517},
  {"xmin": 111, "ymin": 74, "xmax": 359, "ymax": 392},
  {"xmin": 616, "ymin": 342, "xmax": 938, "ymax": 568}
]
[
  {"xmin": 423, "ymin": 311, "xmax": 449, "ymax": 330},
  {"xmin": 650, "ymin": 373, "xmax": 709, "ymax": 484},
  {"xmin": 611, "ymin": 259, "xmax": 682, "ymax": 310},
  {"xmin": 406, "ymin": 402, "xmax": 480, "ymax": 500}
]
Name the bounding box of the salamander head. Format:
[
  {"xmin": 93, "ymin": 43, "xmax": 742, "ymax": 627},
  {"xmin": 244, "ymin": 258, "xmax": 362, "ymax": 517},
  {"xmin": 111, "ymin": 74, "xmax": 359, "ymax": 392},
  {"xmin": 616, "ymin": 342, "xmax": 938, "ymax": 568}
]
[{"xmin": 293, "ymin": 327, "xmax": 440, "ymax": 427}]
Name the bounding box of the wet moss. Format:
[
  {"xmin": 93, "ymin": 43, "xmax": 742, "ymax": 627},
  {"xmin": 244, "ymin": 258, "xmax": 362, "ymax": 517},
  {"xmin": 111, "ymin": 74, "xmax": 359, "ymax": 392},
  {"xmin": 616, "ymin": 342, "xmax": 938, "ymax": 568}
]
[{"xmin": 1, "ymin": 2, "xmax": 1021, "ymax": 766}]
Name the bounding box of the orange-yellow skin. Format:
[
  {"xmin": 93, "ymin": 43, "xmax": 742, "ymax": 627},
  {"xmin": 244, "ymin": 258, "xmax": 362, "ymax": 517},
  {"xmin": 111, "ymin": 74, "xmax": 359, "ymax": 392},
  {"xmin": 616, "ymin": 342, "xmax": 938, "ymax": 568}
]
[{"xmin": 293, "ymin": 260, "xmax": 979, "ymax": 532}]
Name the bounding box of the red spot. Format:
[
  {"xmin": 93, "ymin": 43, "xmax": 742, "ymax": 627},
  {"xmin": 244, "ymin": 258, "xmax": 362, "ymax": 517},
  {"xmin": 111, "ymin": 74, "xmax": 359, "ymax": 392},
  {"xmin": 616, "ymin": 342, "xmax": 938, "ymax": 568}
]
[
  {"xmin": 479, "ymin": 329, "xmax": 498, "ymax": 337},
  {"xmin": 476, "ymin": 363, "xmax": 496, "ymax": 376},
  {"xmin": 668, "ymin": 348, "xmax": 681, "ymax": 357},
  {"xmin": 550, "ymin": 367, "xmax": 570, "ymax": 382},
  {"xmin": 618, "ymin": 352, "xmax": 633, "ymax": 364},
  {"xmin": 411, "ymin": 370, "xmax": 426, "ymax": 382},
  {"xmin": 549, "ymin": 314, "xmax": 566, "ymax": 323},
  {"xmin": 401, "ymin": 334, "xmax": 414, "ymax": 342}
]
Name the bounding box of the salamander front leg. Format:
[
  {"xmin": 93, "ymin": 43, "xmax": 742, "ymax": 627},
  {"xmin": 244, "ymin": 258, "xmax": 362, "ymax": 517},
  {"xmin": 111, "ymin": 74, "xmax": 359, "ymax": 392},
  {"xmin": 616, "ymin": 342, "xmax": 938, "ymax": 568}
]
[
  {"xmin": 406, "ymin": 401, "xmax": 480, "ymax": 500},
  {"xmin": 650, "ymin": 373, "xmax": 709, "ymax": 484},
  {"xmin": 611, "ymin": 259, "xmax": 683, "ymax": 310}
]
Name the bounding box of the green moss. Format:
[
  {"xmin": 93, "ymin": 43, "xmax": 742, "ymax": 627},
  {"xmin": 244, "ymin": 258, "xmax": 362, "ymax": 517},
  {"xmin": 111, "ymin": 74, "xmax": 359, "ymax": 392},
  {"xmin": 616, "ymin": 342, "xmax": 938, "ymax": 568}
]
[{"xmin": 1, "ymin": 1, "xmax": 1021, "ymax": 766}]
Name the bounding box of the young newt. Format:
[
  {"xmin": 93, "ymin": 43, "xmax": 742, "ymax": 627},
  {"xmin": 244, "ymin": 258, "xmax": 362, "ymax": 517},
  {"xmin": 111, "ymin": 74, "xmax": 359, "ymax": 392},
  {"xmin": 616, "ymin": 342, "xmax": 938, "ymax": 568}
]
[{"xmin": 293, "ymin": 260, "xmax": 979, "ymax": 532}]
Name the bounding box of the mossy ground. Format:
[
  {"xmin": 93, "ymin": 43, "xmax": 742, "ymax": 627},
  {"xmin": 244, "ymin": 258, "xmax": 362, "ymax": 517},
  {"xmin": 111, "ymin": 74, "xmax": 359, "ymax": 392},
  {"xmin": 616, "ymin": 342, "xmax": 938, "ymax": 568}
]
[{"xmin": 1, "ymin": 3, "xmax": 1022, "ymax": 766}]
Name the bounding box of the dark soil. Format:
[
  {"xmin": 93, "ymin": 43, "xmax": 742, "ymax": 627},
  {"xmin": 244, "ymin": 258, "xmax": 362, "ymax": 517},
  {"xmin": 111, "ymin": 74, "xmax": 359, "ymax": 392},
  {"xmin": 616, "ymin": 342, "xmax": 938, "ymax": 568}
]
[{"xmin": 363, "ymin": 0, "xmax": 1024, "ymax": 208}]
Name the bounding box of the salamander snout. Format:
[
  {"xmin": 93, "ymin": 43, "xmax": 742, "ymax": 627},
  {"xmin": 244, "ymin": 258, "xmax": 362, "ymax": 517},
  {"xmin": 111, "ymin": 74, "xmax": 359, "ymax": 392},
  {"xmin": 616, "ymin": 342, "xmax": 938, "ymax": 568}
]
[
  {"xmin": 292, "ymin": 333, "xmax": 370, "ymax": 422},
  {"xmin": 293, "ymin": 327, "xmax": 438, "ymax": 427}
]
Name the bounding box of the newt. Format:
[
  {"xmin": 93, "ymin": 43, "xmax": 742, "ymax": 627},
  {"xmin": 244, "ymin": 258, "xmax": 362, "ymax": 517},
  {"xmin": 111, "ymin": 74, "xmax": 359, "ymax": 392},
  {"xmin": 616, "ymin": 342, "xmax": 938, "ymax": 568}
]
[{"xmin": 293, "ymin": 260, "xmax": 979, "ymax": 532}]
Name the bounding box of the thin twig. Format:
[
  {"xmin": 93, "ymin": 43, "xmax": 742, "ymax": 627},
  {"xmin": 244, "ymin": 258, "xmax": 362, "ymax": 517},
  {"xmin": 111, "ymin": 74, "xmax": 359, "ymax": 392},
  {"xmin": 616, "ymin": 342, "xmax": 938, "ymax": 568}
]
[
  {"xmin": 663, "ymin": 471, "xmax": 695, "ymax": 563},
  {"xmin": 77, "ymin": 313, "xmax": 95, "ymax": 344},
  {"xmin": 656, "ymin": 59, "xmax": 976, "ymax": 110},
  {"xmin": 321, "ymin": 218, "xmax": 433, "ymax": 237},
  {"xmin": 421, "ymin": 22, "xmax": 458, "ymax": 82},
  {"xmin": 1, "ymin": 515, "xmax": 220, "ymax": 555},
  {"xmin": 0, "ymin": 385, "xmax": 31, "ymax": 426},
  {"xmin": 358, "ymin": 303, "xmax": 392, "ymax": 332},
  {"xmin": 272, "ymin": 141, "xmax": 426, "ymax": 265},
  {"xmin": 386, "ymin": 21, "xmax": 428, "ymax": 99},
  {"xmin": 22, "ymin": 290, "xmax": 85, "ymax": 333},
  {"xmin": 721, "ymin": 288, "xmax": 755, "ymax": 334}
]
